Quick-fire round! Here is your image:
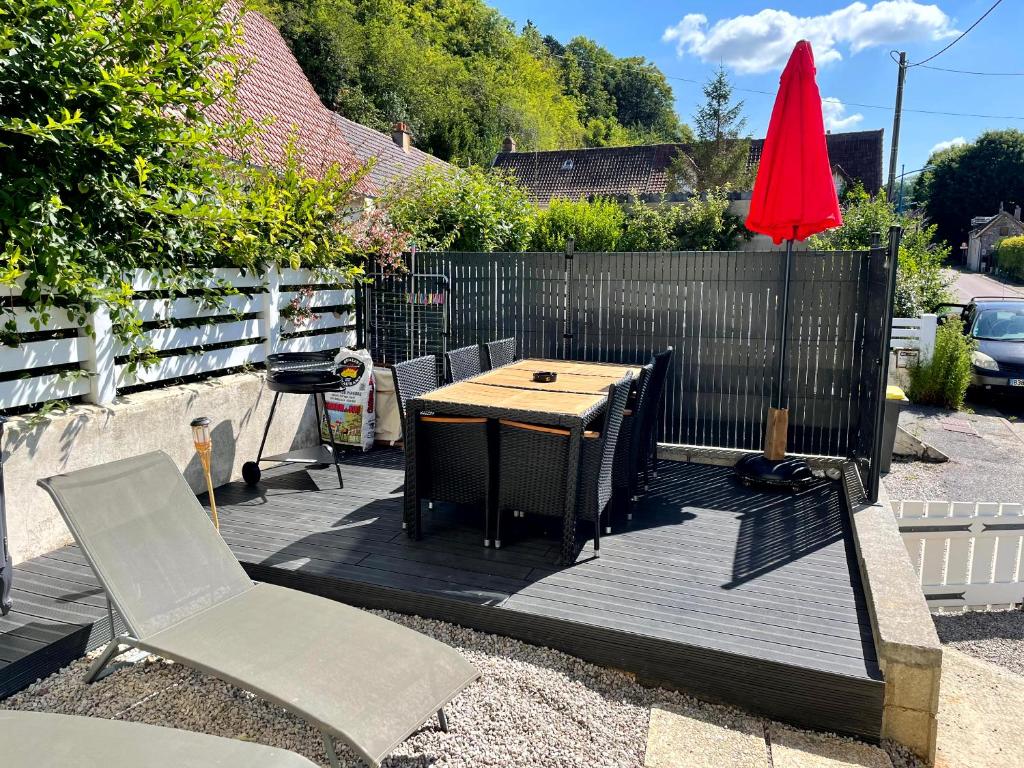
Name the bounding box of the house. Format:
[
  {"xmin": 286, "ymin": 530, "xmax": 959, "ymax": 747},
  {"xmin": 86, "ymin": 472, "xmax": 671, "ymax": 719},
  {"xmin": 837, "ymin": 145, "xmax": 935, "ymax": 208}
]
[
  {"xmin": 490, "ymin": 129, "xmax": 885, "ymax": 207},
  {"xmin": 207, "ymin": 6, "xmax": 449, "ymax": 202},
  {"xmin": 966, "ymin": 204, "xmax": 1024, "ymax": 272}
]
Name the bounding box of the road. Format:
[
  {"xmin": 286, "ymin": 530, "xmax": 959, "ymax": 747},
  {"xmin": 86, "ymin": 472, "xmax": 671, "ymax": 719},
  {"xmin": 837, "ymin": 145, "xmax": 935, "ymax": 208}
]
[{"xmin": 952, "ymin": 270, "xmax": 1024, "ymax": 303}]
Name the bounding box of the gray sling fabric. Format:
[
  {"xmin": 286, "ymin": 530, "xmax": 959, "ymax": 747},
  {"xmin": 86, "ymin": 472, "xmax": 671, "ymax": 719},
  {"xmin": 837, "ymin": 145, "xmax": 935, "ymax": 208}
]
[
  {"xmin": 1, "ymin": 710, "xmax": 318, "ymax": 767},
  {"xmin": 39, "ymin": 451, "xmax": 253, "ymax": 639},
  {"xmin": 38, "ymin": 452, "xmax": 480, "ymax": 767}
]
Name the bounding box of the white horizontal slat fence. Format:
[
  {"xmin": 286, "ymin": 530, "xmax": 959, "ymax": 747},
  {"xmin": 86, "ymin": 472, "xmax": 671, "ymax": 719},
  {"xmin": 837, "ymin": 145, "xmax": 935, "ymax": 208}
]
[
  {"xmin": 890, "ymin": 314, "xmax": 937, "ymax": 362},
  {"xmin": 1, "ymin": 267, "xmax": 356, "ymax": 411},
  {"xmin": 894, "ymin": 499, "xmax": 1024, "ymax": 610}
]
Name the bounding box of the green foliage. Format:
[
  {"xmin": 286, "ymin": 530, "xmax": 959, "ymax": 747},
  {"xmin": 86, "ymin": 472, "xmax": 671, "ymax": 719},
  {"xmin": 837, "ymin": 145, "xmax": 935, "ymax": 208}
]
[
  {"xmin": 917, "ymin": 129, "xmax": 1024, "ymax": 246},
  {"xmin": 381, "ymin": 166, "xmax": 534, "ymax": 252},
  {"xmin": 0, "ymin": 0, "xmax": 372, "ymax": 354},
  {"xmin": 668, "ymin": 69, "xmax": 751, "ymax": 192},
  {"xmin": 268, "ymin": 0, "xmax": 688, "ymax": 163},
  {"xmin": 995, "ymin": 235, "xmax": 1024, "ymax": 281},
  {"xmin": 529, "ymin": 198, "xmax": 624, "ymax": 252},
  {"xmin": 907, "ymin": 317, "xmax": 974, "ymax": 410},
  {"xmin": 620, "ymin": 191, "xmax": 748, "ymax": 252},
  {"xmin": 809, "ymin": 185, "xmax": 952, "ymax": 316}
]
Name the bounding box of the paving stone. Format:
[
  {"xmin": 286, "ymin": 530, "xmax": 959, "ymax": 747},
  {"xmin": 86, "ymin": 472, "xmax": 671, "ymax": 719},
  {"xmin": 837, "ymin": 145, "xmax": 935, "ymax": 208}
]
[
  {"xmin": 936, "ymin": 648, "xmax": 1024, "ymax": 768},
  {"xmin": 770, "ymin": 726, "xmax": 892, "ymax": 768},
  {"xmin": 644, "ymin": 703, "xmax": 768, "ymax": 768}
]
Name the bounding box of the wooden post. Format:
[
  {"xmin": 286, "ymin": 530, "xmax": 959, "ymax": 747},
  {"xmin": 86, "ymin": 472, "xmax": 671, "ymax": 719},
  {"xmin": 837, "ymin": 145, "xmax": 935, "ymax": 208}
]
[
  {"xmin": 764, "ymin": 407, "xmax": 788, "ymax": 461},
  {"xmin": 262, "ymin": 268, "xmax": 281, "ymax": 358},
  {"xmin": 82, "ymin": 305, "xmax": 117, "ymax": 405}
]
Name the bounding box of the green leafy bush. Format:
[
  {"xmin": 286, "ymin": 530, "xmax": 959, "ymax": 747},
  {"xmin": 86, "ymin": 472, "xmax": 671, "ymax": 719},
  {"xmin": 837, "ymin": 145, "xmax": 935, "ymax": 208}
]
[
  {"xmin": 907, "ymin": 317, "xmax": 974, "ymax": 410},
  {"xmin": 809, "ymin": 184, "xmax": 952, "ymax": 316},
  {"xmin": 382, "ymin": 166, "xmax": 534, "ymax": 252},
  {"xmin": 618, "ymin": 190, "xmax": 749, "ymax": 252},
  {"xmin": 996, "ymin": 235, "xmax": 1024, "ymax": 281},
  {"xmin": 529, "ymin": 197, "xmax": 624, "ymax": 252}
]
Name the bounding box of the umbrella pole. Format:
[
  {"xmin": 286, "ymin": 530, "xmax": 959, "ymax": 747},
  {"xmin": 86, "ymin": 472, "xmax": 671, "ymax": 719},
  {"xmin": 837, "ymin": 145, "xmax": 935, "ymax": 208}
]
[{"xmin": 764, "ymin": 238, "xmax": 794, "ymax": 461}]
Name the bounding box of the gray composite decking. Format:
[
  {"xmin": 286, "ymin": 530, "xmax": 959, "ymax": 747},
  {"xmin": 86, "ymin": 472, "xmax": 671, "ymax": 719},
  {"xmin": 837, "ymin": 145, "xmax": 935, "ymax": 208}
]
[{"xmin": 0, "ymin": 451, "xmax": 884, "ymax": 739}]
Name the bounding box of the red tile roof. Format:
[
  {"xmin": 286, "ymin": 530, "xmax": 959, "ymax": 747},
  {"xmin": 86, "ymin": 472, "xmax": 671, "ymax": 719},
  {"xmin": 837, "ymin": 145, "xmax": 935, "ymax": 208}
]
[
  {"xmin": 207, "ymin": 4, "xmax": 377, "ymax": 197},
  {"xmin": 492, "ymin": 130, "xmax": 884, "ymax": 206}
]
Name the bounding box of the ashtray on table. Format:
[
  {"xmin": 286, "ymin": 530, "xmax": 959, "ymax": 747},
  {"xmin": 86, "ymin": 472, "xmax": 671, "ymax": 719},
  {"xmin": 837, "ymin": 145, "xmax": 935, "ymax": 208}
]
[{"xmin": 532, "ymin": 371, "xmax": 558, "ymax": 383}]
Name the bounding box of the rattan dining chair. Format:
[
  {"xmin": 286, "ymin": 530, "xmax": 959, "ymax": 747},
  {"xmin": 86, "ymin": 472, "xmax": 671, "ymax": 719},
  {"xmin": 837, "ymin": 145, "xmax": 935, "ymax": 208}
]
[
  {"xmin": 641, "ymin": 348, "xmax": 674, "ymax": 485},
  {"xmin": 483, "ymin": 337, "xmax": 516, "ymax": 370},
  {"xmin": 390, "ymin": 355, "xmax": 438, "ymax": 437},
  {"xmin": 494, "ymin": 373, "xmax": 632, "ymax": 555},
  {"xmin": 612, "ymin": 363, "xmax": 654, "ymax": 522},
  {"xmin": 444, "ymin": 344, "xmax": 485, "ymax": 383},
  {"xmin": 415, "ymin": 415, "xmax": 493, "ymax": 545}
]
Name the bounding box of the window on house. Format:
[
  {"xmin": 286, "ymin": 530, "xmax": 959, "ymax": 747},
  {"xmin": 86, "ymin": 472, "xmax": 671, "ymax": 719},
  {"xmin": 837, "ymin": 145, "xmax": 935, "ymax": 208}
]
[
  {"xmin": 1000, "ymin": 226, "xmax": 1010, "ymax": 235},
  {"xmin": 561, "ymin": 159, "xmax": 574, "ymax": 171}
]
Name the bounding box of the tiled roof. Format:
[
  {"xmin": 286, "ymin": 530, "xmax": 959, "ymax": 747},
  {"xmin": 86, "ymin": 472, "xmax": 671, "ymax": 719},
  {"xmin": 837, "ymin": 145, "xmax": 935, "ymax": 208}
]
[
  {"xmin": 333, "ymin": 115, "xmax": 449, "ymax": 192},
  {"xmin": 492, "ymin": 129, "xmax": 885, "ymax": 206},
  {"xmin": 749, "ymin": 129, "xmax": 885, "ymax": 194},
  {"xmin": 207, "ymin": 5, "xmax": 376, "ymax": 196}
]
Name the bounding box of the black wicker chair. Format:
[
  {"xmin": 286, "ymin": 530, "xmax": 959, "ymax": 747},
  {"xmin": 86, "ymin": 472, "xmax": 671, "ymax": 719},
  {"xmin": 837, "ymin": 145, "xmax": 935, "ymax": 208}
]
[
  {"xmin": 390, "ymin": 355, "xmax": 438, "ymax": 436},
  {"xmin": 641, "ymin": 348, "xmax": 674, "ymax": 484},
  {"xmin": 444, "ymin": 344, "xmax": 485, "ymax": 383},
  {"xmin": 495, "ymin": 373, "xmax": 632, "ymax": 555},
  {"xmin": 416, "ymin": 415, "xmax": 492, "ymax": 545},
  {"xmin": 483, "ymin": 337, "xmax": 516, "ymax": 370},
  {"xmin": 612, "ymin": 363, "xmax": 654, "ymax": 522}
]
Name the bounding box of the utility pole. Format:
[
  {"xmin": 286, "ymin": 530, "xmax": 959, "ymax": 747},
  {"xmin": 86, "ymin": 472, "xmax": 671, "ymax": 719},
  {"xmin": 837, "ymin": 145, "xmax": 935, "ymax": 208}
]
[{"xmin": 886, "ymin": 51, "xmax": 907, "ymax": 201}]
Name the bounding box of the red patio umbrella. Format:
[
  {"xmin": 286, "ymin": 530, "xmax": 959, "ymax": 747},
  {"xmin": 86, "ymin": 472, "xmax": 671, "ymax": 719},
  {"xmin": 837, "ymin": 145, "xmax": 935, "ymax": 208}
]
[{"xmin": 737, "ymin": 40, "xmax": 842, "ymax": 488}]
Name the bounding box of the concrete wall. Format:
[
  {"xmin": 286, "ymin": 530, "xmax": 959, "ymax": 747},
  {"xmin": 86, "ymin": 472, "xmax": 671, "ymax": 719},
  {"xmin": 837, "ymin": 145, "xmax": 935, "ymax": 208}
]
[{"xmin": 2, "ymin": 372, "xmax": 317, "ymax": 563}]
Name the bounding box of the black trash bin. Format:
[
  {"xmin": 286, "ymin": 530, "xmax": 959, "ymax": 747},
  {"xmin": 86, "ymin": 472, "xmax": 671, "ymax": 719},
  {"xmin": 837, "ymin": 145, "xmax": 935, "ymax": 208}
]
[{"xmin": 880, "ymin": 386, "xmax": 908, "ymax": 474}]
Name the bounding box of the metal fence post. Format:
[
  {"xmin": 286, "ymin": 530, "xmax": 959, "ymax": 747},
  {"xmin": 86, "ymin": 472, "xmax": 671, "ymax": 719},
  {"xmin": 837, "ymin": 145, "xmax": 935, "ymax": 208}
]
[
  {"xmin": 868, "ymin": 225, "xmax": 903, "ymax": 503},
  {"xmin": 82, "ymin": 305, "xmax": 117, "ymax": 405},
  {"xmin": 562, "ymin": 238, "xmax": 574, "ymax": 359}
]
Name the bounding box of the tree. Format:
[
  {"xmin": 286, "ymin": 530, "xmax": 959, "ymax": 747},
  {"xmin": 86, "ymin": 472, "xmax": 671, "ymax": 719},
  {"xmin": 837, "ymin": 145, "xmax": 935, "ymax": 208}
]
[
  {"xmin": 669, "ymin": 68, "xmax": 751, "ymax": 192},
  {"xmin": 917, "ymin": 129, "xmax": 1024, "ymax": 247},
  {"xmin": 528, "ymin": 198, "xmax": 624, "ymax": 252}
]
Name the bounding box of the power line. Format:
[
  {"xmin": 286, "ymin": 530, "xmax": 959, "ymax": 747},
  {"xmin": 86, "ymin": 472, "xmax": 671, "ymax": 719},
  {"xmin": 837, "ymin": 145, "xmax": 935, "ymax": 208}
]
[
  {"xmin": 919, "ymin": 64, "xmax": 1024, "ymax": 77},
  {"xmin": 907, "ymin": 0, "xmax": 1004, "ymax": 67}
]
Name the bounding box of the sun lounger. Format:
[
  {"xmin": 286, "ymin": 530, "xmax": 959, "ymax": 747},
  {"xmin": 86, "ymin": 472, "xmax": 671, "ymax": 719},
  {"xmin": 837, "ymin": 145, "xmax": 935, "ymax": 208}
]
[
  {"xmin": 1, "ymin": 709, "xmax": 318, "ymax": 767},
  {"xmin": 38, "ymin": 452, "xmax": 480, "ymax": 768}
]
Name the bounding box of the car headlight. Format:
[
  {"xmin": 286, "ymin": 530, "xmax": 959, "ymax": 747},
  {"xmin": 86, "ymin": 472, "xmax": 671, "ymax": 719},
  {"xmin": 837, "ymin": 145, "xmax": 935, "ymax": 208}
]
[{"xmin": 972, "ymin": 351, "xmax": 999, "ymax": 371}]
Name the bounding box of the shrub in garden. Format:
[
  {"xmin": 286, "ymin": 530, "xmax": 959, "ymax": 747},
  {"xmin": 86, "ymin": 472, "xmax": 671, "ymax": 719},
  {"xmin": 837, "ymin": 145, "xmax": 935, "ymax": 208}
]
[
  {"xmin": 995, "ymin": 235, "xmax": 1024, "ymax": 281},
  {"xmin": 907, "ymin": 317, "xmax": 975, "ymax": 410},
  {"xmin": 382, "ymin": 166, "xmax": 534, "ymax": 252},
  {"xmin": 529, "ymin": 198, "xmax": 625, "ymax": 252}
]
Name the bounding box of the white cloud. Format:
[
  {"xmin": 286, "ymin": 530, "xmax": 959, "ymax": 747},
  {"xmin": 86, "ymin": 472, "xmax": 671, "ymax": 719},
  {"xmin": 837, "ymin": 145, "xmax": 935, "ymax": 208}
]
[
  {"xmin": 821, "ymin": 97, "xmax": 864, "ymax": 130},
  {"xmin": 663, "ymin": 2, "xmax": 957, "ymax": 74},
  {"xmin": 929, "ymin": 136, "xmax": 966, "ymax": 155}
]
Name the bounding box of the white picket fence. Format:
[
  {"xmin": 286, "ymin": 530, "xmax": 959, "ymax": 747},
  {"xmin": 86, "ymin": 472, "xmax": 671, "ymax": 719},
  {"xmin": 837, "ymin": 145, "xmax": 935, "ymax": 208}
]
[
  {"xmin": 894, "ymin": 500, "xmax": 1024, "ymax": 610},
  {"xmin": 890, "ymin": 313, "xmax": 938, "ymax": 363},
  {"xmin": 2, "ymin": 268, "xmax": 355, "ymax": 410}
]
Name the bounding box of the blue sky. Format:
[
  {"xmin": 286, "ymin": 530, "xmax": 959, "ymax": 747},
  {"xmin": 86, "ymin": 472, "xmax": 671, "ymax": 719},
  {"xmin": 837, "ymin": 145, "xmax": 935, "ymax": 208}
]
[{"xmin": 491, "ymin": 0, "xmax": 1024, "ymax": 180}]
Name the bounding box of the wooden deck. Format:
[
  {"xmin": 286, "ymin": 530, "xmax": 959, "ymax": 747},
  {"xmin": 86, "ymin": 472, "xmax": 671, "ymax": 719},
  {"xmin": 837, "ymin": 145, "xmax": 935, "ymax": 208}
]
[{"xmin": 0, "ymin": 451, "xmax": 884, "ymax": 739}]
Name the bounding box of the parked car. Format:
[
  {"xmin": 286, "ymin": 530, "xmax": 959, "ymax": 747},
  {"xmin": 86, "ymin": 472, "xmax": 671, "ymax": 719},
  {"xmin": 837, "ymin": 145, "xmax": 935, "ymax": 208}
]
[{"xmin": 935, "ymin": 297, "xmax": 1024, "ymax": 392}]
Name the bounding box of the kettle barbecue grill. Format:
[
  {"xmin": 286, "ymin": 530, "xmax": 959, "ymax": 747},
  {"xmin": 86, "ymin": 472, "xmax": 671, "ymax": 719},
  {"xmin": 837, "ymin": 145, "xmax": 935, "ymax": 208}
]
[{"xmin": 242, "ymin": 351, "xmax": 346, "ymax": 488}]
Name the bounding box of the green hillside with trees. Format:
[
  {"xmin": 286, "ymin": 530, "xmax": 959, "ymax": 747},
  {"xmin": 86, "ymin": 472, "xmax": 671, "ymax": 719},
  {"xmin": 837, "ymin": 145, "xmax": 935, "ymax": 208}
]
[{"xmin": 266, "ymin": 0, "xmax": 689, "ymax": 165}]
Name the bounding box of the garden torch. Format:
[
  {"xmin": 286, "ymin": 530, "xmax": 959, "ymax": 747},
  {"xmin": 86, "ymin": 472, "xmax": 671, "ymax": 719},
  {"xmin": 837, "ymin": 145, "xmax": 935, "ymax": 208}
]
[{"xmin": 190, "ymin": 416, "xmax": 219, "ymax": 530}]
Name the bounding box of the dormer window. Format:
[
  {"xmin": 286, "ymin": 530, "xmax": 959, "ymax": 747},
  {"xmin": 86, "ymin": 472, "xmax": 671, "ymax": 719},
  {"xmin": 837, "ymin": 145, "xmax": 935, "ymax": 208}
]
[{"xmin": 561, "ymin": 159, "xmax": 574, "ymax": 171}]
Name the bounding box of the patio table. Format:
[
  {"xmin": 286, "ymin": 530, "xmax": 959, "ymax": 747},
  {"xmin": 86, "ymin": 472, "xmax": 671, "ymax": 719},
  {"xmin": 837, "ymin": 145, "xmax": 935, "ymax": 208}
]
[{"xmin": 403, "ymin": 359, "xmax": 630, "ymax": 564}]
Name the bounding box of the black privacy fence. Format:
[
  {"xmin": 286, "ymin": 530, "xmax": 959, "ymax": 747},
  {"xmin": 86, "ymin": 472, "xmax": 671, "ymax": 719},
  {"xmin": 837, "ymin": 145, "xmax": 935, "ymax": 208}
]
[{"xmin": 363, "ymin": 234, "xmax": 898, "ymax": 479}]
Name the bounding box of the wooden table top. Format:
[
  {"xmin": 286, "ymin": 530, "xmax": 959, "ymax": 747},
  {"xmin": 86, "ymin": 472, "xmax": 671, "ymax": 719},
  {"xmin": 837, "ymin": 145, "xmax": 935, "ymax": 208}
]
[
  {"xmin": 508, "ymin": 359, "xmax": 643, "ymax": 378},
  {"xmin": 418, "ymin": 381, "xmax": 604, "ymax": 417},
  {"xmin": 472, "ymin": 367, "xmax": 623, "ymax": 394}
]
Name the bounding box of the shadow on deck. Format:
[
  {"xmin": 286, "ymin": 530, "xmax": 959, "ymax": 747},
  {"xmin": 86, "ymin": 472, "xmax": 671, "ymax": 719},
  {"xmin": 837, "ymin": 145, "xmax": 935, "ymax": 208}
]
[{"xmin": 0, "ymin": 449, "xmax": 883, "ymax": 740}]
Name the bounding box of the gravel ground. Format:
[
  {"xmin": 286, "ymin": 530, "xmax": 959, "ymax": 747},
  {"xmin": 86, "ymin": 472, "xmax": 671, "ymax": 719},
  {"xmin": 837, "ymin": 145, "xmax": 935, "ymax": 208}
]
[
  {"xmin": 0, "ymin": 609, "xmax": 911, "ymax": 768},
  {"xmin": 934, "ymin": 609, "xmax": 1024, "ymax": 678},
  {"xmin": 884, "ymin": 405, "xmax": 1024, "ymax": 504}
]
